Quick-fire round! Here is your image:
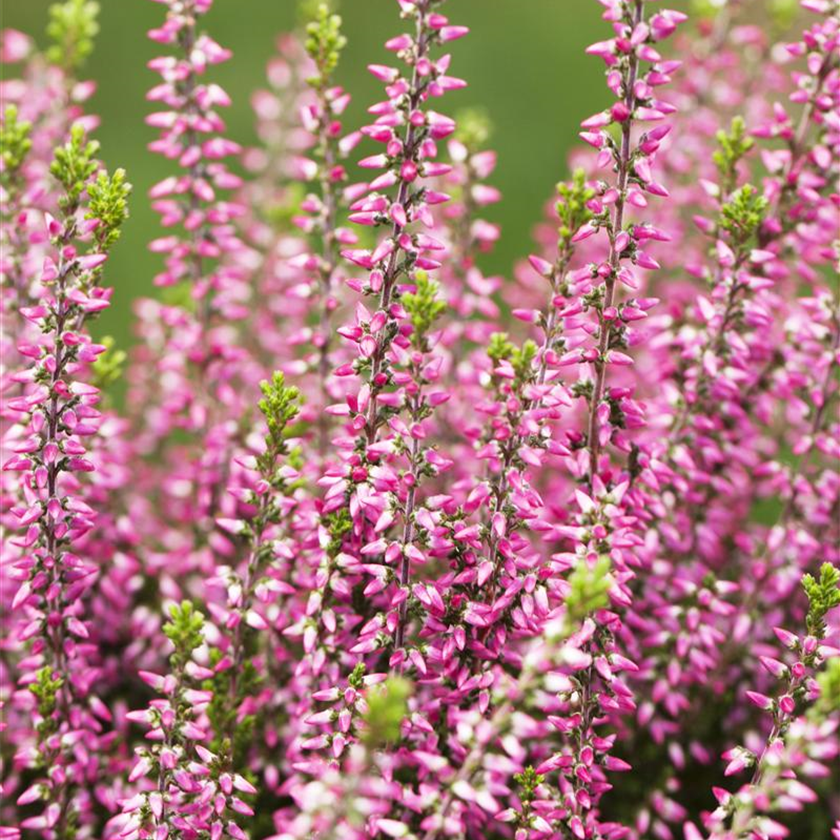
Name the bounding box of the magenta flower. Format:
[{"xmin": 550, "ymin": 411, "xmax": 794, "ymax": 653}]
[{"xmin": 1, "ymin": 1, "xmax": 838, "ymax": 838}]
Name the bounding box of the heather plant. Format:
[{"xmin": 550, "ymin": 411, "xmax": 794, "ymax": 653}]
[{"xmin": 1, "ymin": 1, "xmax": 839, "ymax": 839}]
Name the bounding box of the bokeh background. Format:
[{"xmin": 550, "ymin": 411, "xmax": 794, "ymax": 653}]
[{"xmin": 2, "ymin": 0, "xmax": 606, "ymax": 344}]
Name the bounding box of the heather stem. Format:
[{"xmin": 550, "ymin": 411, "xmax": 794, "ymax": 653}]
[
  {"xmin": 420, "ymin": 665, "xmax": 538, "ymax": 840},
  {"xmin": 485, "ymin": 226, "xmax": 576, "ymax": 592},
  {"xmin": 40, "ymin": 213, "xmax": 82, "ymax": 840},
  {"xmin": 227, "ymin": 497, "xmax": 271, "ymax": 716},
  {"xmin": 314, "ymin": 85, "xmax": 341, "ymax": 458},
  {"xmin": 364, "ymin": 1, "xmax": 431, "ymax": 447},
  {"xmin": 586, "ymin": 0, "xmax": 643, "ymax": 487},
  {"xmin": 175, "ymin": 5, "xmax": 210, "ymax": 327},
  {"xmin": 778, "ymin": 303, "xmax": 840, "ymax": 522},
  {"xmin": 394, "ymin": 393, "xmax": 420, "ymax": 651}
]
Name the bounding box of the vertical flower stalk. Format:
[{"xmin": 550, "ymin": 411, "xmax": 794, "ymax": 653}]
[
  {"xmin": 0, "ymin": 105, "xmax": 33, "ymax": 324},
  {"xmin": 293, "ymin": 4, "xmax": 359, "ymax": 455},
  {"xmin": 549, "ymin": 4, "xmax": 683, "ymax": 836},
  {"xmin": 340, "ymin": 0, "xmax": 465, "ymax": 448},
  {"xmin": 580, "ymin": 1, "xmax": 685, "ymax": 484},
  {"xmin": 313, "ymin": 0, "xmax": 467, "ymax": 660},
  {"xmin": 237, "ymin": 23, "xmax": 319, "ymax": 380},
  {"xmin": 391, "ymin": 270, "xmax": 447, "ymax": 653},
  {"xmin": 146, "ymin": 0, "xmax": 239, "ymax": 302},
  {"xmin": 132, "ymin": 0, "xmax": 256, "ymax": 589},
  {"xmin": 4, "ymin": 125, "xmax": 129, "ymax": 837},
  {"xmin": 141, "ymin": 0, "xmax": 247, "ymax": 435},
  {"xmin": 121, "ymin": 601, "xmax": 255, "ymax": 840},
  {"xmin": 438, "ymin": 109, "xmax": 501, "ymax": 329},
  {"xmin": 470, "ymin": 172, "xmax": 593, "ymax": 603},
  {"xmin": 702, "ymin": 563, "xmax": 840, "ymax": 839},
  {"xmin": 210, "ymin": 373, "xmax": 301, "ymax": 766},
  {"xmin": 1, "ymin": 0, "xmax": 101, "ymax": 400}
]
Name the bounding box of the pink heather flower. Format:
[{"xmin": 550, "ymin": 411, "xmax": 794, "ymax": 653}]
[
  {"xmin": 2, "ymin": 121, "xmax": 130, "ymax": 835},
  {"xmin": 2, "ymin": 1, "xmax": 839, "ymax": 838}
]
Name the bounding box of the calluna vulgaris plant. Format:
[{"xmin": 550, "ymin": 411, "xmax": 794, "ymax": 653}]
[{"xmin": 1, "ymin": 0, "xmax": 838, "ymax": 838}]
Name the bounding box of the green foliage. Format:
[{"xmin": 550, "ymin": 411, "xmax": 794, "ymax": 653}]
[
  {"xmin": 298, "ymin": 0, "xmax": 338, "ymax": 26},
  {"xmin": 556, "ymin": 168, "xmax": 595, "ymax": 247},
  {"xmin": 29, "ymin": 666, "xmax": 63, "ymax": 720},
  {"xmin": 487, "ymin": 332, "xmax": 514, "ymax": 364},
  {"xmin": 46, "ymin": 0, "xmax": 100, "ymax": 74},
  {"xmin": 363, "ymin": 676, "xmax": 411, "ymax": 746},
  {"xmin": 802, "ymin": 562, "xmax": 840, "ymax": 641},
  {"xmin": 486, "ymin": 333, "xmax": 537, "ymax": 389},
  {"xmin": 90, "ymin": 336, "xmax": 126, "ymax": 392},
  {"xmin": 348, "ymin": 661, "xmax": 367, "ymax": 690},
  {"xmin": 305, "ymin": 3, "xmax": 346, "ymax": 90},
  {"xmin": 768, "ymin": 0, "xmax": 798, "ymax": 29},
  {"xmin": 86, "ymin": 167, "xmax": 132, "ymax": 250},
  {"xmin": 264, "ymin": 183, "xmax": 306, "ymax": 233},
  {"xmin": 514, "ymin": 765, "xmax": 544, "ymax": 798},
  {"xmin": 323, "ymin": 507, "xmax": 353, "ymax": 558},
  {"xmin": 0, "ymin": 106, "xmax": 32, "ymax": 190},
  {"xmin": 816, "ymin": 658, "xmax": 840, "ymax": 714},
  {"xmin": 512, "ymin": 340, "xmax": 538, "ymax": 383},
  {"xmin": 566, "ymin": 555, "xmax": 611, "ymax": 628},
  {"xmin": 50, "ymin": 123, "xmax": 99, "ymax": 213},
  {"xmin": 512, "ymin": 766, "xmax": 545, "ymax": 830},
  {"xmin": 204, "ymin": 649, "xmax": 259, "ymax": 764},
  {"xmin": 403, "ymin": 270, "xmax": 446, "ymax": 349},
  {"xmin": 257, "ymin": 372, "xmax": 301, "ymax": 475},
  {"xmin": 163, "ymin": 601, "xmax": 205, "ymax": 672},
  {"xmin": 160, "ymin": 282, "xmax": 197, "ymax": 313},
  {"xmin": 689, "ymin": 0, "xmax": 727, "ymax": 16},
  {"xmin": 454, "ymin": 107, "xmax": 492, "ymax": 149},
  {"xmin": 689, "ymin": 0, "xmax": 788, "ymax": 24},
  {"xmin": 713, "ymin": 116, "xmax": 754, "ymax": 196},
  {"xmin": 718, "ymin": 184, "xmax": 768, "ymax": 245}
]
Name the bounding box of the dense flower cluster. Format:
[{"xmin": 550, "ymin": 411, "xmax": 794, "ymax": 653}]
[{"xmin": 1, "ymin": 1, "xmax": 838, "ymax": 839}]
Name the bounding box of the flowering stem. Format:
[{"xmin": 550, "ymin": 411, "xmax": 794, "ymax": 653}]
[
  {"xmin": 394, "ymin": 394, "xmax": 420, "ymax": 651},
  {"xmin": 767, "ymin": 50, "xmax": 836, "ymax": 234},
  {"xmin": 779, "ymin": 305, "xmax": 839, "ymax": 522},
  {"xmin": 316, "ymin": 128, "xmax": 339, "ymax": 457},
  {"xmin": 175, "ymin": 6, "xmax": 209, "ymax": 324},
  {"xmin": 226, "ymin": 498, "xmax": 271, "ymax": 712},
  {"xmin": 586, "ymin": 0, "xmax": 643, "ymax": 486},
  {"xmin": 364, "ymin": 1, "xmax": 431, "ymax": 447},
  {"xmin": 421, "ymin": 665, "xmax": 538, "ymax": 840},
  {"xmin": 485, "ymin": 240, "xmax": 575, "ymax": 590}
]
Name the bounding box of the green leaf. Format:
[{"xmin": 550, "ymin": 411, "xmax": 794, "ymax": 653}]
[
  {"xmin": 0, "ymin": 106, "xmax": 33, "ymax": 189},
  {"xmin": 556, "ymin": 168, "xmax": 595, "ymax": 246},
  {"xmin": 403, "ymin": 270, "xmax": 446, "ymax": 347},
  {"xmin": 816, "ymin": 657, "xmax": 840, "ymax": 715},
  {"xmin": 454, "ymin": 107, "xmax": 492, "ymax": 149},
  {"xmin": 304, "ymin": 3, "xmax": 346, "ymax": 90},
  {"xmin": 86, "ymin": 167, "xmax": 132, "ymax": 250},
  {"xmin": 46, "ymin": 0, "xmax": 100, "ymax": 74},
  {"xmin": 163, "ymin": 601, "xmax": 205, "ymax": 670},
  {"xmin": 362, "ymin": 676, "xmax": 411, "ymax": 746},
  {"xmin": 802, "ymin": 562, "xmax": 840, "ymax": 641},
  {"xmin": 512, "ymin": 340, "xmax": 538, "ymax": 384},
  {"xmin": 50, "ymin": 123, "xmax": 99, "ymax": 212},
  {"xmin": 90, "ymin": 335, "xmax": 126, "ymax": 392},
  {"xmin": 258, "ymin": 371, "xmax": 302, "ymax": 471},
  {"xmin": 487, "ymin": 332, "xmax": 514, "ymax": 364},
  {"xmin": 323, "ymin": 507, "xmax": 353, "ymax": 558},
  {"xmin": 29, "ymin": 666, "xmax": 64, "ymax": 718},
  {"xmin": 713, "ymin": 116, "xmax": 754, "ymax": 196},
  {"xmin": 718, "ymin": 184, "xmax": 768, "ymax": 244},
  {"xmin": 566, "ymin": 555, "xmax": 612, "ymax": 627},
  {"xmin": 514, "ymin": 765, "xmax": 544, "ymax": 800}
]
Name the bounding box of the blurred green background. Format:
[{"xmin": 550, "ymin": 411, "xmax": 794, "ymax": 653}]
[{"xmin": 2, "ymin": 0, "xmax": 605, "ymax": 342}]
